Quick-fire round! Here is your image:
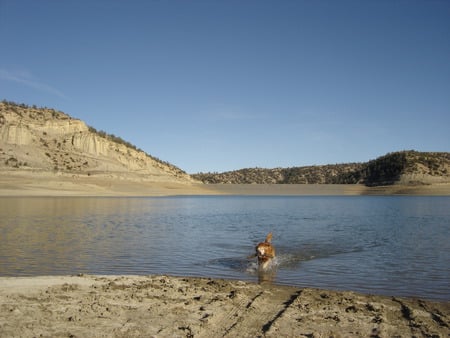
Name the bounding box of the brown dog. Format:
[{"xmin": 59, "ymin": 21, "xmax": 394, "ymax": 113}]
[{"xmin": 254, "ymin": 232, "xmax": 276, "ymax": 270}]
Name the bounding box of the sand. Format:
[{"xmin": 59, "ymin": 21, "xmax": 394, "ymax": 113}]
[
  {"xmin": 204, "ymin": 183, "xmax": 450, "ymax": 196},
  {"xmin": 0, "ymin": 274, "xmax": 448, "ymax": 337},
  {"xmin": 0, "ymin": 171, "xmax": 213, "ymax": 197},
  {"xmin": 1, "ymin": 171, "xmax": 450, "ymax": 196}
]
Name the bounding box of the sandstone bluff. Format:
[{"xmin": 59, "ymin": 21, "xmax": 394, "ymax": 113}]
[{"xmin": 0, "ymin": 101, "xmax": 193, "ymax": 184}]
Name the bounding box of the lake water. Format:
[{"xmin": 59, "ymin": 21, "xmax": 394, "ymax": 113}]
[{"xmin": 0, "ymin": 196, "xmax": 449, "ymax": 301}]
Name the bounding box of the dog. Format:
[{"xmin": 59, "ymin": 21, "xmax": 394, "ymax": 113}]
[{"xmin": 251, "ymin": 232, "xmax": 276, "ymax": 270}]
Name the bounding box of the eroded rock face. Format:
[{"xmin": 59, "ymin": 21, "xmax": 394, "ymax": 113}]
[
  {"xmin": 0, "ymin": 102, "xmax": 193, "ymax": 183},
  {"xmin": 0, "ymin": 124, "xmax": 34, "ymax": 145},
  {"xmin": 70, "ymin": 132, "xmax": 110, "ymax": 157}
]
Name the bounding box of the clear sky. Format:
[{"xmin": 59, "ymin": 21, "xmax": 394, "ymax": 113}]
[{"xmin": 1, "ymin": 0, "xmax": 449, "ymax": 173}]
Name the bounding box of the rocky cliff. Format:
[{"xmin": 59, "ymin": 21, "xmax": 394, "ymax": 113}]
[{"xmin": 0, "ymin": 101, "xmax": 193, "ymax": 183}]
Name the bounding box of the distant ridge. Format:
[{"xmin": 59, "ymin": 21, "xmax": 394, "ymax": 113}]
[
  {"xmin": 0, "ymin": 100, "xmax": 193, "ymax": 183},
  {"xmin": 193, "ymin": 151, "xmax": 450, "ymax": 186},
  {"xmin": 2, "ymin": 101, "xmax": 449, "ymax": 188}
]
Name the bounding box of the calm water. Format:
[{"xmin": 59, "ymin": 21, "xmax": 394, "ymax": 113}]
[{"xmin": 0, "ymin": 196, "xmax": 449, "ymax": 301}]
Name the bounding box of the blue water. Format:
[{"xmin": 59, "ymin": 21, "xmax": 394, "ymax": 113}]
[{"xmin": 0, "ymin": 196, "xmax": 449, "ymax": 301}]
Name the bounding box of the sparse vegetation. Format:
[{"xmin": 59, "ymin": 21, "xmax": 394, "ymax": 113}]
[
  {"xmin": 4, "ymin": 156, "xmax": 28, "ymax": 168},
  {"xmin": 193, "ymin": 151, "xmax": 450, "ymax": 186},
  {"xmin": 1, "ymin": 99, "xmax": 70, "ymax": 120},
  {"xmin": 87, "ymin": 125, "xmax": 187, "ymax": 175}
]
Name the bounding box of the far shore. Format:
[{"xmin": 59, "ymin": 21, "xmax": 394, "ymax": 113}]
[
  {"xmin": 1, "ymin": 171, "xmax": 450, "ymax": 196},
  {"xmin": 204, "ymin": 182, "xmax": 450, "ymax": 196}
]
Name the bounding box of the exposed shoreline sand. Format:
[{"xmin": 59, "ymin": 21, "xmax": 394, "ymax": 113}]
[
  {"xmin": 1, "ymin": 171, "xmax": 450, "ymax": 196},
  {"xmin": 1, "ymin": 274, "xmax": 448, "ymax": 337}
]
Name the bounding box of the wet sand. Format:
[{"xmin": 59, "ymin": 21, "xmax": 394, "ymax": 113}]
[{"xmin": 0, "ymin": 275, "xmax": 449, "ymax": 337}]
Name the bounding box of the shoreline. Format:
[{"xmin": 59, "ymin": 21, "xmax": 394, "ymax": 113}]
[
  {"xmin": 1, "ymin": 274, "xmax": 448, "ymax": 337},
  {"xmin": 1, "ymin": 172, "xmax": 450, "ymax": 196},
  {"xmin": 203, "ymin": 182, "xmax": 450, "ymax": 196}
]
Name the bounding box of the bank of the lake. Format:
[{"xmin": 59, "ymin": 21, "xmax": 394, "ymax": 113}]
[
  {"xmin": 0, "ymin": 274, "xmax": 449, "ymax": 337},
  {"xmin": 1, "ymin": 171, "xmax": 450, "ymax": 196}
]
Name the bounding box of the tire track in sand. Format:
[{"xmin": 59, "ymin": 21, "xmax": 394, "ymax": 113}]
[{"xmin": 196, "ymin": 286, "xmax": 301, "ymax": 337}]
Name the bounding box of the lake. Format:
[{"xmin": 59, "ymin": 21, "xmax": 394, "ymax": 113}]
[{"xmin": 0, "ymin": 195, "xmax": 449, "ymax": 301}]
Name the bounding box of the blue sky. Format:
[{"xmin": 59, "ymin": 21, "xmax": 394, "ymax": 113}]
[{"xmin": 1, "ymin": 0, "xmax": 449, "ymax": 173}]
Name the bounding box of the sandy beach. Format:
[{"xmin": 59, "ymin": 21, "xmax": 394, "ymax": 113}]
[{"xmin": 1, "ymin": 274, "xmax": 449, "ymax": 337}]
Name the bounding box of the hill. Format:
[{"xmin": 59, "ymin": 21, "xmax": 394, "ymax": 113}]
[
  {"xmin": 0, "ymin": 100, "xmax": 193, "ymax": 184},
  {"xmin": 2, "ymin": 100, "xmax": 449, "ymax": 193},
  {"xmin": 193, "ymin": 151, "xmax": 450, "ymax": 186}
]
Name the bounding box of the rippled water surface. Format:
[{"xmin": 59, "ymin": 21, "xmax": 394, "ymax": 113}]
[{"xmin": 1, "ymin": 196, "xmax": 449, "ymax": 301}]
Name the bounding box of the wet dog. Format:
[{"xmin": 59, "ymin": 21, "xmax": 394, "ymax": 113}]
[{"xmin": 251, "ymin": 232, "xmax": 276, "ymax": 270}]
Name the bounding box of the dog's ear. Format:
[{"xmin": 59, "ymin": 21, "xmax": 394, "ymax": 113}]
[{"xmin": 265, "ymin": 232, "xmax": 273, "ymax": 243}]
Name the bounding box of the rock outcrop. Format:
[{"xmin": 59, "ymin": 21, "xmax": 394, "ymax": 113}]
[{"xmin": 0, "ymin": 101, "xmax": 193, "ymax": 183}]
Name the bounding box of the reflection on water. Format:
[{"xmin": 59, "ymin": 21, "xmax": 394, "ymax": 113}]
[{"xmin": 0, "ymin": 196, "xmax": 449, "ymax": 301}]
